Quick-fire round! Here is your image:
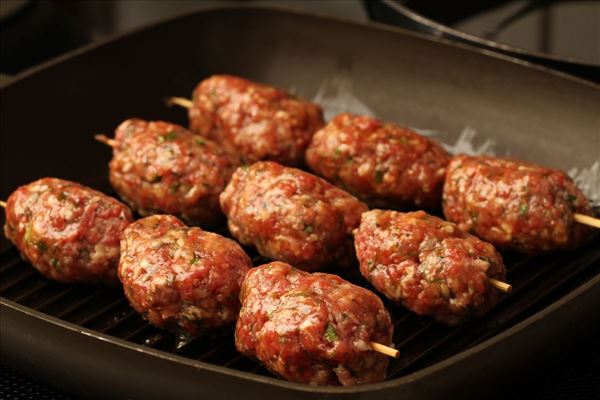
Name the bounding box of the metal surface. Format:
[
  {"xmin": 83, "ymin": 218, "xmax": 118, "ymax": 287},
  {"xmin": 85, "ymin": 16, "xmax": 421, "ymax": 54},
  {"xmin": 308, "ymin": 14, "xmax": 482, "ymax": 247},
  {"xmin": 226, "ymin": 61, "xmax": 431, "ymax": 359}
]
[
  {"xmin": 1, "ymin": 6, "xmax": 600, "ymax": 400},
  {"xmin": 366, "ymin": 0, "xmax": 600, "ymax": 82}
]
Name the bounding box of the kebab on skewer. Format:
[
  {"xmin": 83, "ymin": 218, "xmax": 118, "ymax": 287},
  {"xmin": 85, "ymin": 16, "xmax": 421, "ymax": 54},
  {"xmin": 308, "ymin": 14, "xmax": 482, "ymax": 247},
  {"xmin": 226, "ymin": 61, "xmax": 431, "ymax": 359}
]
[
  {"xmin": 2, "ymin": 178, "xmax": 133, "ymax": 284},
  {"xmin": 235, "ymin": 261, "xmax": 397, "ymax": 386},
  {"xmin": 219, "ymin": 161, "xmax": 368, "ymax": 271},
  {"xmin": 95, "ymin": 118, "xmax": 238, "ymax": 228},
  {"xmin": 305, "ymin": 112, "xmax": 451, "ymax": 209},
  {"xmin": 168, "ymin": 74, "xmax": 325, "ymax": 166},
  {"xmin": 118, "ymin": 214, "xmax": 252, "ymax": 336},
  {"xmin": 354, "ymin": 209, "xmax": 509, "ymax": 326},
  {"xmin": 442, "ymin": 155, "xmax": 597, "ymax": 253}
]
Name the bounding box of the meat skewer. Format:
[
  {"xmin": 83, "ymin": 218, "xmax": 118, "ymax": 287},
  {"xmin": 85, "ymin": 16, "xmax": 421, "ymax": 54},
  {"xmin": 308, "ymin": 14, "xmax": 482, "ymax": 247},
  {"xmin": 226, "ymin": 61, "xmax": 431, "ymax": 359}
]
[
  {"xmin": 2, "ymin": 178, "xmax": 133, "ymax": 284},
  {"xmin": 443, "ymin": 155, "xmax": 597, "ymax": 253},
  {"xmin": 354, "ymin": 209, "xmax": 509, "ymax": 326},
  {"xmin": 95, "ymin": 118, "xmax": 238, "ymax": 228},
  {"xmin": 305, "ymin": 113, "xmax": 451, "ymax": 209},
  {"xmin": 167, "ymin": 74, "xmax": 325, "ymax": 166},
  {"xmin": 119, "ymin": 214, "xmax": 252, "ymax": 336},
  {"xmin": 235, "ymin": 261, "xmax": 397, "ymax": 386},
  {"xmin": 219, "ymin": 161, "xmax": 369, "ymax": 271}
]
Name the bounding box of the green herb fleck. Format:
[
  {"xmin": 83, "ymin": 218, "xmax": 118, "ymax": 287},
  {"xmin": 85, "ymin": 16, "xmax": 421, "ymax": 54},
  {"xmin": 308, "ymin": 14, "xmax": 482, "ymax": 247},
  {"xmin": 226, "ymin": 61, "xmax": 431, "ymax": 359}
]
[
  {"xmin": 158, "ymin": 131, "xmax": 178, "ymax": 142},
  {"xmin": 51, "ymin": 258, "xmax": 61, "ymax": 271},
  {"xmin": 519, "ymin": 204, "xmax": 529, "ymax": 216},
  {"xmin": 195, "ymin": 138, "xmax": 206, "ymax": 146},
  {"xmin": 25, "ymin": 224, "xmax": 34, "ymax": 244},
  {"xmin": 304, "ymin": 225, "xmax": 314, "ymax": 234},
  {"xmin": 324, "ymin": 323, "xmax": 338, "ymax": 343},
  {"xmin": 36, "ymin": 241, "xmax": 48, "ymax": 253},
  {"xmin": 334, "ymin": 148, "xmax": 342, "ymax": 157},
  {"xmin": 241, "ymin": 164, "xmax": 250, "ymax": 171},
  {"xmin": 171, "ymin": 183, "xmax": 181, "ymax": 193},
  {"xmin": 375, "ymin": 169, "xmax": 385, "ymax": 184},
  {"xmin": 190, "ymin": 254, "xmax": 200, "ymax": 264},
  {"xmin": 566, "ymin": 194, "xmax": 577, "ymax": 203}
]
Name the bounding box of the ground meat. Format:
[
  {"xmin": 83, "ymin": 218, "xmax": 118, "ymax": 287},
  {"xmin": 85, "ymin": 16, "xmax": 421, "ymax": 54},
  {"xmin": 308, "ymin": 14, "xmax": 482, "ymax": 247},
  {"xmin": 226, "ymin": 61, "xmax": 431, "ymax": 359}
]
[
  {"xmin": 443, "ymin": 155, "xmax": 593, "ymax": 253},
  {"xmin": 108, "ymin": 118, "xmax": 238, "ymax": 228},
  {"xmin": 235, "ymin": 261, "xmax": 393, "ymax": 386},
  {"xmin": 305, "ymin": 113, "xmax": 450, "ymax": 209},
  {"xmin": 188, "ymin": 75, "xmax": 324, "ymax": 166},
  {"xmin": 219, "ymin": 161, "xmax": 368, "ymax": 271},
  {"xmin": 3, "ymin": 178, "xmax": 132, "ymax": 284},
  {"xmin": 354, "ymin": 210, "xmax": 506, "ymax": 326},
  {"xmin": 118, "ymin": 214, "xmax": 251, "ymax": 336}
]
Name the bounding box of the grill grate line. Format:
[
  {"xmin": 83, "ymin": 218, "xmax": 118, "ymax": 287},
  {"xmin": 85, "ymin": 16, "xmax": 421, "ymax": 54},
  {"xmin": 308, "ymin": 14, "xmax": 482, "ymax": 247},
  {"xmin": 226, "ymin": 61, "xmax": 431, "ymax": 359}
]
[
  {"xmin": 73, "ymin": 297, "xmax": 128, "ymax": 326},
  {"xmin": 54, "ymin": 292, "xmax": 106, "ymax": 319},
  {"xmin": 9, "ymin": 280, "xmax": 51, "ymax": 304},
  {"xmin": 0, "ymin": 268, "xmax": 36, "ymax": 293},
  {"xmin": 30, "ymin": 287, "xmax": 77, "ymax": 311},
  {"xmin": 1, "ymin": 232, "xmax": 599, "ymax": 382}
]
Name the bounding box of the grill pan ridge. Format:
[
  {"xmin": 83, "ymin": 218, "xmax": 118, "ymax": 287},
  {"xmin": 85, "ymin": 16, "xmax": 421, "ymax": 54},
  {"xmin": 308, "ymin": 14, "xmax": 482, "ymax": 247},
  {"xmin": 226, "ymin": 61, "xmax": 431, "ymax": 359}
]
[{"xmin": 1, "ymin": 6, "xmax": 600, "ymax": 400}]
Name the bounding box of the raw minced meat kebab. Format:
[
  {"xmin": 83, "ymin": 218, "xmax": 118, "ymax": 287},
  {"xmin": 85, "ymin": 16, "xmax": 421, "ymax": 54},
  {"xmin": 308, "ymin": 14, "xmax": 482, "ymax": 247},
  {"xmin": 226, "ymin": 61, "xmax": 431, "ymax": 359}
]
[
  {"xmin": 236, "ymin": 261, "xmax": 394, "ymax": 386},
  {"xmin": 3, "ymin": 178, "xmax": 132, "ymax": 284},
  {"xmin": 2, "ymin": 73, "xmax": 598, "ymax": 387},
  {"xmin": 169, "ymin": 74, "xmax": 325, "ymax": 166}
]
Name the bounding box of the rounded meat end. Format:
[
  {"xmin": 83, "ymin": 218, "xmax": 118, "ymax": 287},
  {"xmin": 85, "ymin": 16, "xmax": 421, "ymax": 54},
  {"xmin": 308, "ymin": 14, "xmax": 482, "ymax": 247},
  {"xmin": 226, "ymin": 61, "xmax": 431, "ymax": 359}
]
[
  {"xmin": 118, "ymin": 214, "xmax": 251, "ymax": 336},
  {"xmin": 3, "ymin": 178, "xmax": 133, "ymax": 284},
  {"xmin": 219, "ymin": 161, "xmax": 368, "ymax": 271},
  {"xmin": 354, "ymin": 209, "xmax": 506, "ymax": 326},
  {"xmin": 188, "ymin": 75, "xmax": 325, "ymax": 166},
  {"xmin": 235, "ymin": 261, "xmax": 393, "ymax": 386},
  {"xmin": 109, "ymin": 119, "xmax": 238, "ymax": 228},
  {"xmin": 442, "ymin": 155, "xmax": 593, "ymax": 253},
  {"xmin": 305, "ymin": 113, "xmax": 450, "ymax": 209}
]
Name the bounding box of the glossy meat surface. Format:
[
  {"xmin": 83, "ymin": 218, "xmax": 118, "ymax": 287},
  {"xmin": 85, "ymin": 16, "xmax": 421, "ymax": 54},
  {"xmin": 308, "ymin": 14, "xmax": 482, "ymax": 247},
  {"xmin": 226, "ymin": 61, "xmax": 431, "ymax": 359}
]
[
  {"xmin": 443, "ymin": 155, "xmax": 593, "ymax": 253},
  {"xmin": 119, "ymin": 215, "xmax": 251, "ymax": 336},
  {"xmin": 354, "ymin": 210, "xmax": 506, "ymax": 325},
  {"xmin": 109, "ymin": 118, "xmax": 238, "ymax": 227},
  {"xmin": 305, "ymin": 113, "xmax": 450, "ymax": 209},
  {"xmin": 219, "ymin": 161, "xmax": 368, "ymax": 271},
  {"xmin": 4, "ymin": 178, "xmax": 132, "ymax": 283},
  {"xmin": 235, "ymin": 261, "xmax": 393, "ymax": 385},
  {"xmin": 189, "ymin": 75, "xmax": 324, "ymax": 166}
]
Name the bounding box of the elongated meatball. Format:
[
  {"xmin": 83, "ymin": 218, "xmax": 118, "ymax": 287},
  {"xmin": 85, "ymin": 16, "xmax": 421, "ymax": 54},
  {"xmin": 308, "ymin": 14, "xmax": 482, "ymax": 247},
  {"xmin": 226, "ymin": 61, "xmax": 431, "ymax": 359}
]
[
  {"xmin": 118, "ymin": 215, "xmax": 251, "ymax": 336},
  {"xmin": 108, "ymin": 118, "xmax": 238, "ymax": 227},
  {"xmin": 236, "ymin": 261, "xmax": 393, "ymax": 386},
  {"xmin": 3, "ymin": 178, "xmax": 132, "ymax": 284},
  {"xmin": 188, "ymin": 75, "xmax": 324, "ymax": 166},
  {"xmin": 354, "ymin": 210, "xmax": 506, "ymax": 326},
  {"xmin": 219, "ymin": 161, "xmax": 368, "ymax": 271},
  {"xmin": 305, "ymin": 113, "xmax": 450, "ymax": 209},
  {"xmin": 443, "ymin": 155, "xmax": 593, "ymax": 253}
]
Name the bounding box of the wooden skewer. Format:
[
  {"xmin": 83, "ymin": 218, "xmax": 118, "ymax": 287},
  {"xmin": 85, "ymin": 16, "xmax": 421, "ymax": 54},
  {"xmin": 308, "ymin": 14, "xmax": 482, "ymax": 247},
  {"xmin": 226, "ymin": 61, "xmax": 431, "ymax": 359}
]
[
  {"xmin": 574, "ymin": 213, "xmax": 600, "ymax": 229},
  {"xmin": 166, "ymin": 96, "xmax": 193, "ymax": 109},
  {"xmin": 489, "ymin": 278, "xmax": 512, "ymax": 293},
  {"xmin": 0, "ymin": 200, "xmax": 6, "ymax": 208},
  {"xmin": 370, "ymin": 342, "xmax": 400, "ymax": 358},
  {"xmin": 94, "ymin": 134, "xmax": 117, "ymax": 148}
]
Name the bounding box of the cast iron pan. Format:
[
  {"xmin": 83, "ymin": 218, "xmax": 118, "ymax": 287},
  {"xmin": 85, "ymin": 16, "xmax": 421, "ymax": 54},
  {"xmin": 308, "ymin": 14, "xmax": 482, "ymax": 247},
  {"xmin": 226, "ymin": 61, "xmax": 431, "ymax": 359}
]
[
  {"xmin": 1, "ymin": 6, "xmax": 599, "ymax": 400},
  {"xmin": 365, "ymin": 0, "xmax": 600, "ymax": 83}
]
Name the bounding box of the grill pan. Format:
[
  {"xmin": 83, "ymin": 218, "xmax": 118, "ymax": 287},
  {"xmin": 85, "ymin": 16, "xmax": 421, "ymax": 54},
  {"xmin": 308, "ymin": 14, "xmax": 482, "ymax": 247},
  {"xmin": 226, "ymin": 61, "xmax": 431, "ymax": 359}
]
[{"xmin": 1, "ymin": 6, "xmax": 599, "ymax": 400}]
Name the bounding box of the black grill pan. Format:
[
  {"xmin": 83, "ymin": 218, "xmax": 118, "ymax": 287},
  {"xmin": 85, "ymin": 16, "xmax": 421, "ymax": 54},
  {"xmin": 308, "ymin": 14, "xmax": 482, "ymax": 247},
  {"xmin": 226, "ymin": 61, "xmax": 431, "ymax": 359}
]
[{"xmin": 1, "ymin": 6, "xmax": 599, "ymax": 400}]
